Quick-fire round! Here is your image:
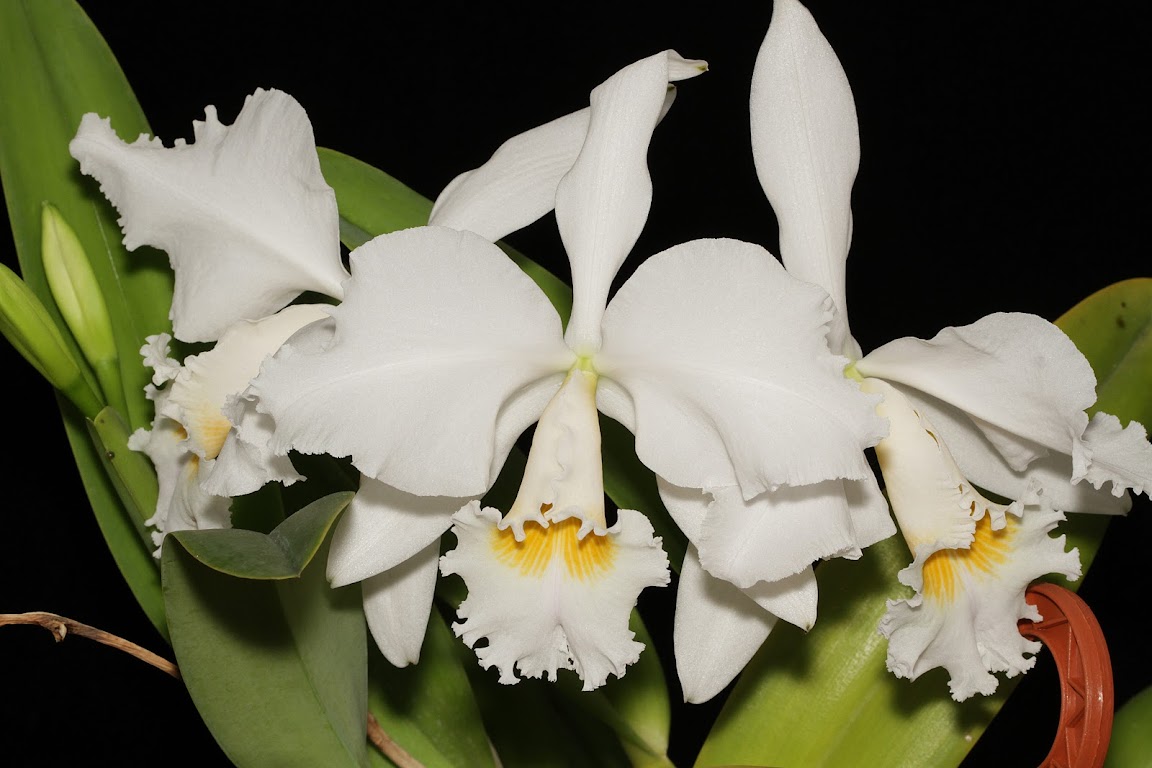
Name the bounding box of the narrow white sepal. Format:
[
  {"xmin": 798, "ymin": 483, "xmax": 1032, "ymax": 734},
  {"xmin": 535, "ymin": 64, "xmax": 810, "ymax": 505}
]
[
  {"xmin": 440, "ymin": 503, "xmax": 669, "ymax": 690},
  {"xmin": 327, "ymin": 476, "xmax": 465, "ymax": 588},
  {"xmin": 674, "ymin": 545, "xmax": 776, "ymax": 704},
  {"xmin": 559, "ymin": 51, "xmax": 707, "ymax": 353},
  {"xmin": 361, "ymin": 540, "xmax": 441, "ymax": 667},
  {"xmin": 70, "ymin": 90, "xmax": 346, "ymax": 342},
  {"xmin": 751, "ymin": 0, "xmax": 860, "ymax": 358}
]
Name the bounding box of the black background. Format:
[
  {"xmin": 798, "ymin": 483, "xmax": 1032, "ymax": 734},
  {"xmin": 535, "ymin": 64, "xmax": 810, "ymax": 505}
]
[{"xmin": 1, "ymin": 2, "xmax": 1148, "ymax": 765}]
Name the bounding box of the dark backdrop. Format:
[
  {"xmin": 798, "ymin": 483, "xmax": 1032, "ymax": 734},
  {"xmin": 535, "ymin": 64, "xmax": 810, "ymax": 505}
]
[{"xmin": 2, "ymin": 2, "xmax": 1147, "ymax": 765}]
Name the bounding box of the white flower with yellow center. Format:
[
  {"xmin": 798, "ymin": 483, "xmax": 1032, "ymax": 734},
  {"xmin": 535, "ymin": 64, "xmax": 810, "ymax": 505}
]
[
  {"xmin": 129, "ymin": 305, "xmax": 326, "ymax": 549},
  {"xmin": 70, "ymin": 89, "xmax": 347, "ymax": 539},
  {"xmin": 245, "ymin": 50, "xmax": 888, "ymax": 688},
  {"xmin": 744, "ymin": 0, "xmax": 1152, "ymax": 700}
]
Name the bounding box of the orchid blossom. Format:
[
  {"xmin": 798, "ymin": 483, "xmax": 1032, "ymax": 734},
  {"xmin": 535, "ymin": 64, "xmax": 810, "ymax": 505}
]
[
  {"xmin": 242, "ymin": 50, "xmax": 888, "ymax": 690},
  {"xmin": 749, "ymin": 0, "xmax": 1152, "ymax": 700},
  {"xmin": 69, "ymin": 89, "xmax": 346, "ymax": 542}
]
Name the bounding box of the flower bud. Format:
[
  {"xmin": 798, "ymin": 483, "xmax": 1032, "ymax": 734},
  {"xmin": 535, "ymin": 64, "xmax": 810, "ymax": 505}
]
[{"xmin": 0, "ymin": 262, "xmax": 102, "ymax": 416}]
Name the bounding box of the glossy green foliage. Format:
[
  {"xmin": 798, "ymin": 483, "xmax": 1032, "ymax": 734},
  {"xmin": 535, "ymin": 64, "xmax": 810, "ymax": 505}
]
[
  {"xmin": 170, "ymin": 491, "xmax": 353, "ymax": 579},
  {"xmin": 162, "ymin": 535, "xmax": 369, "ymax": 767}
]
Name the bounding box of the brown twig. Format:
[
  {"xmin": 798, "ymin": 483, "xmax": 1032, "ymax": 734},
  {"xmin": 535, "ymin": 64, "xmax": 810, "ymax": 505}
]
[
  {"xmin": 0, "ymin": 611, "xmax": 179, "ymax": 679},
  {"xmin": 367, "ymin": 711, "xmax": 425, "ymax": 768}
]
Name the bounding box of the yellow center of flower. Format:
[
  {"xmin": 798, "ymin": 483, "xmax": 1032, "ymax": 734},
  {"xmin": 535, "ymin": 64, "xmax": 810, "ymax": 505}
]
[
  {"xmin": 492, "ymin": 516, "xmax": 615, "ymax": 581},
  {"xmin": 922, "ymin": 512, "xmax": 1015, "ymax": 603},
  {"xmin": 185, "ymin": 405, "xmax": 232, "ymax": 460}
]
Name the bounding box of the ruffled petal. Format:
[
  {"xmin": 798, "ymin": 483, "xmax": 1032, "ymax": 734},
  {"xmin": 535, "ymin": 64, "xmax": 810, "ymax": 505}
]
[
  {"xmin": 1078, "ymin": 411, "xmax": 1152, "ymax": 498},
  {"xmin": 327, "ymin": 476, "xmax": 464, "ymax": 588},
  {"xmin": 250, "ymin": 226, "xmax": 574, "ymax": 497},
  {"xmin": 673, "ymin": 545, "xmax": 776, "ymax": 704},
  {"xmin": 598, "ymin": 238, "xmax": 885, "ymax": 496},
  {"xmin": 866, "ymin": 377, "xmax": 1082, "ymax": 700},
  {"xmin": 858, "ymin": 313, "xmax": 1152, "ymax": 502},
  {"xmin": 697, "ymin": 483, "xmax": 860, "ymax": 588},
  {"xmin": 880, "ymin": 506, "xmax": 1081, "ymax": 702},
  {"xmin": 750, "ymin": 0, "xmax": 860, "ymax": 358},
  {"xmin": 887, "ymin": 384, "xmax": 1135, "ymax": 515},
  {"xmin": 70, "ymin": 89, "xmax": 346, "ymax": 342},
  {"xmin": 164, "ymin": 305, "xmax": 330, "ymax": 462},
  {"xmin": 440, "ymin": 503, "xmax": 669, "ymax": 690},
  {"xmin": 361, "ymin": 540, "xmax": 441, "ymax": 667},
  {"xmin": 558, "ymin": 51, "xmax": 708, "ymax": 353}
]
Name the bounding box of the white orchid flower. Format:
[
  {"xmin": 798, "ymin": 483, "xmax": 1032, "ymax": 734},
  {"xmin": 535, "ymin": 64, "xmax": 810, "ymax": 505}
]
[
  {"xmin": 245, "ymin": 50, "xmax": 887, "ymax": 690},
  {"xmin": 749, "ymin": 0, "xmax": 1152, "ymax": 700},
  {"xmin": 69, "ymin": 90, "xmax": 345, "ymax": 540}
]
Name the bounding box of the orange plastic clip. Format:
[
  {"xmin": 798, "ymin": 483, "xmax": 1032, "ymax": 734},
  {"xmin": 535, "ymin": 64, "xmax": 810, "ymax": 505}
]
[{"xmin": 1017, "ymin": 582, "xmax": 1114, "ymax": 768}]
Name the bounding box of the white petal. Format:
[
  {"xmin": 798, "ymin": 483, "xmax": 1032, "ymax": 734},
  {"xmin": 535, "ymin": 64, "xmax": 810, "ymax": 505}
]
[
  {"xmin": 430, "ymin": 109, "xmax": 590, "ymax": 241},
  {"xmin": 890, "ymin": 385, "xmax": 1134, "ymax": 515},
  {"xmin": 857, "ymin": 313, "xmax": 1094, "ymax": 470},
  {"xmin": 70, "ymin": 90, "xmax": 346, "ymax": 342},
  {"xmin": 165, "ymin": 305, "xmax": 330, "ymax": 461},
  {"xmin": 880, "ymin": 506, "xmax": 1081, "ymax": 702},
  {"xmin": 327, "ymin": 475, "xmax": 464, "ymax": 588},
  {"xmin": 674, "ymin": 545, "xmax": 776, "ymax": 704},
  {"xmin": 698, "ymin": 483, "xmax": 860, "ymax": 588},
  {"xmin": 858, "ymin": 313, "xmax": 1151, "ymax": 504},
  {"xmin": 1078, "ymin": 411, "xmax": 1152, "ymax": 498},
  {"xmin": 750, "ymin": 0, "xmax": 860, "ymax": 358},
  {"xmin": 598, "ymin": 238, "xmax": 885, "ymax": 496},
  {"xmin": 140, "ymin": 333, "xmax": 181, "ymax": 386},
  {"xmin": 361, "ymin": 540, "xmax": 441, "ymax": 667},
  {"xmin": 440, "ymin": 503, "xmax": 669, "ymax": 691},
  {"xmin": 250, "ymin": 227, "xmax": 574, "ymax": 497},
  {"xmin": 559, "ymin": 51, "xmax": 707, "ymax": 353}
]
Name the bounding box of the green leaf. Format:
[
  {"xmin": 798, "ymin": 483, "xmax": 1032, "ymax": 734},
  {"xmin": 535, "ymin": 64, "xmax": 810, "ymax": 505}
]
[
  {"xmin": 1055, "ymin": 277, "xmax": 1152, "ymax": 431},
  {"xmin": 367, "ymin": 610, "xmax": 496, "ymax": 768},
  {"xmin": 1106, "ymin": 684, "xmax": 1152, "ymax": 768},
  {"xmin": 1, "ymin": 0, "xmax": 174, "ymax": 642},
  {"xmin": 0, "ymin": 0, "xmax": 173, "ymax": 434},
  {"xmin": 162, "ymin": 535, "xmax": 368, "ymax": 768},
  {"xmin": 87, "ymin": 406, "xmax": 158, "ymax": 547},
  {"xmin": 696, "ymin": 278, "xmax": 1152, "ymax": 767},
  {"xmin": 171, "ymin": 491, "xmax": 354, "ymax": 579},
  {"xmin": 60, "ymin": 395, "xmax": 167, "ymax": 640},
  {"xmin": 553, "ymin": 610, "xmax": 674, "ymax": 767}
]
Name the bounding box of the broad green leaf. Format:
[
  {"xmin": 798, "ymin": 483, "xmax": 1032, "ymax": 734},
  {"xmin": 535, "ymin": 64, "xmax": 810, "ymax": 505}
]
[
  {"xmin": 0, "ymin": 0, "xmax": 173, "ymax": 433},
  {"xmin": 697, "ymin": 279, "xmax": 1152, "ymax": 767},
  {"xmin": 367, "ymin": 610, "xmax": 496, "ymax": 768},
  {"xmin": 162, "ymin": 536, "xmax": 368, "ymax": 768},
  {"xmin": 88, "ymin": 405, "xmax": 158, "ymax": 547},
  {"xmin": 1055, "ymin": 277, "xmax": 1152, "ymax": 432},
  {"xmin": 554, "ymin": 610, "xmax": 674, "ymax": 768},
  {"xmin": 1, "ymin": 0, "xmax": 173, "ymax": 641},
  {"xmin": 59, "ymin": 395, "xmax": 167, "ymax": 640},
  {"xmin": 1106, "ymin": 684, "xmax": 1152, "ymax": 768},
  {"xmin": 171, "ymin": 491, "xmax": 353, "ymax": 579}
]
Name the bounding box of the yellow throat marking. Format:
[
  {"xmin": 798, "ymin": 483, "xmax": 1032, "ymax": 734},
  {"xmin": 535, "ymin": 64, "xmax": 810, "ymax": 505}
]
[
  {"xmin": 922, "ymin": 512, "xmax": 1015, "ymax": 603},
  {"xmin": 492, "ymin": 516, "xmax": 615, "ymax": 581}
]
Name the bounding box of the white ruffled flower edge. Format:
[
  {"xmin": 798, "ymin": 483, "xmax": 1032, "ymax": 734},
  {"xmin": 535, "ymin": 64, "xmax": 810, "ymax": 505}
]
[
  {"xmin": 440, "ymin": 503, "xmax": 669, "ymax": 690},
  {"xmin": 879, "ymin": 500, "xmax": 1081, "ymax": 702}
]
